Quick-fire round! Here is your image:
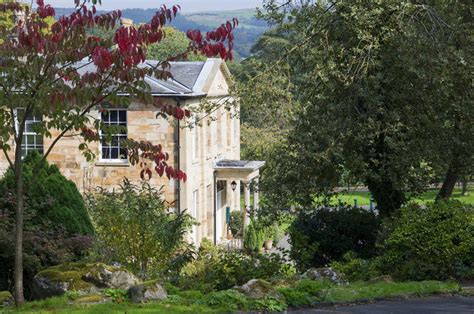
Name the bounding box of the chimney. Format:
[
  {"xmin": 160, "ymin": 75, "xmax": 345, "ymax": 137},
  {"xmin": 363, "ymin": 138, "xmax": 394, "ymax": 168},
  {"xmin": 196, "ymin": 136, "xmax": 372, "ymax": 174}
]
[{"xmin": 120, "ymin": 18, "xmax": 133, "ymax": 28}]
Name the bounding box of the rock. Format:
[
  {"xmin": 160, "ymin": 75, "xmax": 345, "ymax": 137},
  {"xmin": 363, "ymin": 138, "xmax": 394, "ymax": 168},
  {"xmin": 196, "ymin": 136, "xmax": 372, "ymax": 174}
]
[
  {"xmin": 82, "ymin": 264, "xmax": 140, "ymax": 290},
  {"xmin": 368, "ymin": 275, "xmax": 393, "ymax": 284},
  {"xmin": 234, "ymin": 279, "xmax": 282, "ymax": 299},
  {"xmin": 32, "ymin": 262, "xmax": 140, "ymax": 300},
  {"xmin": 0, "ymin": 291, "xmax": 14, "ymax": 308},
  {"xmin": 303, "ymin": 267, "xmax": 347, "ymax": 284},
  {"xmin": 129, "ymin": 280, "xmax": 167, "ymax": 304}
]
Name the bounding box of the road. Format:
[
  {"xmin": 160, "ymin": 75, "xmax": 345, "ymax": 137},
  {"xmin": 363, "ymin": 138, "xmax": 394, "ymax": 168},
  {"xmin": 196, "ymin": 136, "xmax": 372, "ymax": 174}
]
[{"xmin": 290, "ymin": 296, "xmax": 474, "ymax": 314}]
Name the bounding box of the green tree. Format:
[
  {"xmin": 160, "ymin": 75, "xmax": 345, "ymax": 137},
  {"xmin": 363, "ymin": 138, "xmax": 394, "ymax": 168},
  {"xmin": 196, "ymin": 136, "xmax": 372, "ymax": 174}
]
[
  {"xmin": 257, "ymin": 0, "xmax": 473, "ymax": 217},
  {"xmin": 147, "ymin": 26, "xmax": 205, "ymax": 61}
]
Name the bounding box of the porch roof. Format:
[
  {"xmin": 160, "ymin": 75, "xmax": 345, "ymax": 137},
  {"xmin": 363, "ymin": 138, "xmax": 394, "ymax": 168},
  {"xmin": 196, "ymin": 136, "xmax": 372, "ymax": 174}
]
[{"xmin": 214, "ymin": 160, "xmax": 265, "ymax": 182}]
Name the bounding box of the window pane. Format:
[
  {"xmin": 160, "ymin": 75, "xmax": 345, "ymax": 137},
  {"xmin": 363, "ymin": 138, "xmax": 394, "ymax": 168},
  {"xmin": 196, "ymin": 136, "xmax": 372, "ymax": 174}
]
[
  {"xmin": 27, "ymin": 135, "xmax": 35, "ymax": 144},
  {"xmin": 102, "ymin": 148, "xmax": 111, "ymax": 159},
  {"xmin": 36, "ymin": 135, "xmax": 43, "ymax": 145},
  {"xmin": 119, "ymin": 110, "xmax": 126, "ymax": 122},
  {"xmin": 110, "ymin": 111, "xmax": 118, "ymax": 122},
  {"xmin": 26, "ymin": 123, "xmax": 35, "ymax": 132},
  {"xmin": 110, "ymin": 148, "xmax": 119, "ymax": 159}
]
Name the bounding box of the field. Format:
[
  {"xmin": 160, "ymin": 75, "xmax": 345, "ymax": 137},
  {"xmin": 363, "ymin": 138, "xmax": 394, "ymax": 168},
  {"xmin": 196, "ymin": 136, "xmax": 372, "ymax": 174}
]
[{"xmin": 330, "ymin": 187, "xmax": 473, "ymax": 207}]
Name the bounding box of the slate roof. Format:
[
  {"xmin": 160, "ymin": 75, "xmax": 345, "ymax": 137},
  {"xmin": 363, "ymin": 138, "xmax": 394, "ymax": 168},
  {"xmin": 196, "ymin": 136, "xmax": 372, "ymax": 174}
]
[
  {"xmin": 73, "ymin": 60, "xmax": 208, "ymax": 97},
  {"xmin": 215, "ymin": 160, "xmax": 266, "ymax": 171}
]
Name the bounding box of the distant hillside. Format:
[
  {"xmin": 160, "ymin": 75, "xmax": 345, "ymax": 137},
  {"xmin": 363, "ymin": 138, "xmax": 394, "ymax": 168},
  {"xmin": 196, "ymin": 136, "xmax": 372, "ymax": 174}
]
[{"xmin": 53, "ymin": 8, "xmax": 268, "ymax": 59}]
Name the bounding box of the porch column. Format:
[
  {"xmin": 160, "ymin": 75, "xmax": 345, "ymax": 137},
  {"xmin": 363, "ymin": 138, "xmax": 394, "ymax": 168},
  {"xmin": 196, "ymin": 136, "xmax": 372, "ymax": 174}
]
[
  {"xmin": 243, "ymin": 181, "xmax": 251, "ymax": 227},
  {"xmin": 253, "ymin": 177, "xmax": 260, "ymax": 211}
]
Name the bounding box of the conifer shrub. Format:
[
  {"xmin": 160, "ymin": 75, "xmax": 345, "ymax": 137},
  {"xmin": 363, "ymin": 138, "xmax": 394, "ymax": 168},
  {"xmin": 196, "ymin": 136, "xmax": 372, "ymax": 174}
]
[{"xmin": 0, "ymin": 152, "xmax": 93, "ymax": 298}]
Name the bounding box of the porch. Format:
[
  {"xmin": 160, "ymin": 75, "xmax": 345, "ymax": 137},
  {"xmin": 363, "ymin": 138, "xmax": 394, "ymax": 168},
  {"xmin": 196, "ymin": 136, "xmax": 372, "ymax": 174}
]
[{"xmin": 213, "ymin": 160, "xmax": 265, "ymax": 245}]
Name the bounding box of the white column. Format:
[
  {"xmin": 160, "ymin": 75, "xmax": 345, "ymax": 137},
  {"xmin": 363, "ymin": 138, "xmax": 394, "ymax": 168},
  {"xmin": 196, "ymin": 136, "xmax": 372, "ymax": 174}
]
[
  {"xmin": 243, "ymin": 181, "xmax": 251, "ymax": 227},
  {"xmin": 253, "ymin": 177, "xmax": 259, "ymax": 211}
]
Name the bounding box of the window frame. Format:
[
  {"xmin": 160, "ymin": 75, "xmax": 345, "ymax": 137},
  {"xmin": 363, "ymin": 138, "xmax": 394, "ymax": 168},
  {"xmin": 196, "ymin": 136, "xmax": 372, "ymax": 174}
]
[
  {"xmin": 99, "ymin": 109, "xmax": 129, "ymax": 164},
  {"xmin": 15, "ymin": 108, "xmax": 44, "ymax": 158}
]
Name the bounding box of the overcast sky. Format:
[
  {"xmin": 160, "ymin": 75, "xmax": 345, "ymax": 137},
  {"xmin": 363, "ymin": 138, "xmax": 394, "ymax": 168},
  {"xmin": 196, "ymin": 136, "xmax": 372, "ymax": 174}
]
[{"xmin": 44, "ymin": 0, "xmax": 263, "ymax": 12}]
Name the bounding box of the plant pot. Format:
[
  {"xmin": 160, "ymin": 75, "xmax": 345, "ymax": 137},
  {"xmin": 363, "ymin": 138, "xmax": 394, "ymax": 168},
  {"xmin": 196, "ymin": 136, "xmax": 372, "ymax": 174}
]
[{"xmin": 264, "ymin": 239, "xmax": 273, "ymax": 250}]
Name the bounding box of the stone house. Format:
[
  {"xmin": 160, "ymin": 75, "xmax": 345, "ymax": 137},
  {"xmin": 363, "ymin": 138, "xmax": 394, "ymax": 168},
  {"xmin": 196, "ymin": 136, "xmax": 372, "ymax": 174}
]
[{"xmin": 0, "ymin": 58, "xmax": 264, "ymax": 246}]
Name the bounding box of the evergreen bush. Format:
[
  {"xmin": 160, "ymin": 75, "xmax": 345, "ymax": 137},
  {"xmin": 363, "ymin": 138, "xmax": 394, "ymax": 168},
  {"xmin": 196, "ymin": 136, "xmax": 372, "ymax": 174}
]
[
  {"xmin": 289, "ymin": 205, "xmax": 379, "ymax": 271},
  {"xmin": 377, "ymin": 201, "xmax": 474, "ymax": 281}
]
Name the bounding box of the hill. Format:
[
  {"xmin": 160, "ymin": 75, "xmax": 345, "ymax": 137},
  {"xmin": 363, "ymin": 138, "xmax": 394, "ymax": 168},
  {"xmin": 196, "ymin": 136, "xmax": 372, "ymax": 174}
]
[{"xmin": 54, "ymin": 8, "xmax": 267, "ymax": 59}]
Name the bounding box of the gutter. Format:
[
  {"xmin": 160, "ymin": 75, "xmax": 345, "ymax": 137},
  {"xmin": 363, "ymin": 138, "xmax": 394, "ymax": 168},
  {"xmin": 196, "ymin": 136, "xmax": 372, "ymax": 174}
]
[
  {"xmin": 213, "ymin": 170, "xmax": 217, "ymax": 245},
  {"xmin": 175, "ymin": 98, "xmax": 182, "ymax": 213}
]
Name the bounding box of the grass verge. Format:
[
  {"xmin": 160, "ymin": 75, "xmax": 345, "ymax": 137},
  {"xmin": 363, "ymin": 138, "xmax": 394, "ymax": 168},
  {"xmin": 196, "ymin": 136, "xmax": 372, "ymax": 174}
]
[{"xmin": 5, "ymin": 280, "xmax": 460, "ymax": 313}]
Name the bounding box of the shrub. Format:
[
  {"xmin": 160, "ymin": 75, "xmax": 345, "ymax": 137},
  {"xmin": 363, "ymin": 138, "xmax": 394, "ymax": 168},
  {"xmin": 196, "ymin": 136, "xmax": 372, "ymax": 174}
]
[
  {"xmin": 377, "ymin": 201, "xmax": 474, "ymax": 281},
  {"xmin": 244, "ymin": 220, "xmax": 267, "ymax": 253},
  {"xmin": 86, "ymin": 179, "xmax": 194, "ymax": 279},
  {"xmin": 330, "ymin": 252, "xmax": 380, "ymax": 282},
  {"xmin": 0, "ymin": 152, "xmax": 93, "ymax": 299},
  {"xmin": 289, "ymin": 206, "xmax": 379, "ymax": 271},
  {"xmin": 204, "ymin": 290, "xmax": 249, "ymax": 310},
  {"xmin": 229, "ymin": 210, "xmax": 244, "ymax": 238},
  {"xmin": 178, "ymin": 239, "xmax": 295, "ymax": 292},
  {"xmin": 0, "ymin": 151, "xmax": 93, "ymax": 235},
  {"xmin": 277, "ymin": 279, "xmax": 331, "ymax": 308}
]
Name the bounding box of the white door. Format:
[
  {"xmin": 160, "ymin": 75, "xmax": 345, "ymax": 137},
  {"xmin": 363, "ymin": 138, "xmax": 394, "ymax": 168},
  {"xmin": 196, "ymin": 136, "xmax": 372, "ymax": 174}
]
[{"xmin": 216, "ymin": 190, "xmax": 224, "ymax": 242}]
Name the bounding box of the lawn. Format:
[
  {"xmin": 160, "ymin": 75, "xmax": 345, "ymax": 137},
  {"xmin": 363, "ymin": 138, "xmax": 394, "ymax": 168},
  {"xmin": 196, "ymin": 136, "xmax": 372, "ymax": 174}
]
[
  {"xmin": 325, "ymin": 187, "xmax": 473, "ymax": 207},
  {"xmin": 6, "ymin": 281, "xmax": 461, "ymax": 313}
]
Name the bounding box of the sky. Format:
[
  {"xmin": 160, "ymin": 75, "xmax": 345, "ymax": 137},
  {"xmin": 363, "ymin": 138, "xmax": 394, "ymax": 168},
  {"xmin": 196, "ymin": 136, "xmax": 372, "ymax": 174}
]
[{"xmin": 44, "ymin": 0, "xmax": 263, "ymax": 12}]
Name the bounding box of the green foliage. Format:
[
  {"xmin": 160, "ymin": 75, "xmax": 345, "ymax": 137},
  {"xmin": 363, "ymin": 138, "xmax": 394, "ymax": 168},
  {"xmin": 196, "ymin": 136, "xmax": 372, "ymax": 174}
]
[
  {"xmin": 330, "ymin": 252, "xmax": 380, "ymax": 282},
  {"xmin": 289, "ymin": 206, "xmax": 379, "ymax": 271},
  {"xmin": 103, "ymin": 288, "xmax": 129, "ymax": 303},
  {"xmin": 0, "ymin": 0, "xmax": 15, "ymax": 41},
  {"xmin": 0, "ymin": 151, "xmax": 94, "ymax": 235},
  {"xmin": 147, "ymin": 27, "xmax": 205, "ymax": 61},
  {"xmin": 253, "ymin": 297, "xmax": 287, "ymax": 312},
  {"xmin": 256, "ymin": 0, "xmax": 474, "ymax": 217},
  {"xmin": 86, "ymin": 179, "xmax": 194, "ymax": 279},
  {"xmin": 204, "ymin": 290, "xmax": 249, "ymax": 311},
  {"xmin": 377, "ymin": 201, "xmax": 474, "ymax": 281},
  {"xmin": 228, "ymin": 210, "xmax": 243, "ymax": 238},
  {"xmin": 0, "ymin": 152, "xmax": 93, "ymax": 298},
  {"xmin": 178, "ymin": 239, "xmax": 294, "ymax": 292},
  {"xmin": 243, "ymin": 221, "xmax": 261, "ymax": 252},
  {"xmin": 268, "ymin": 223, "xmax": 285, "ymax": 243},
  {"xmin": 12, "ymin": 280, "xmax": 460, "ymax": 312},
  {"xmin": 277, "ymin": 279, "xmax": 330, "ymax": 307}
]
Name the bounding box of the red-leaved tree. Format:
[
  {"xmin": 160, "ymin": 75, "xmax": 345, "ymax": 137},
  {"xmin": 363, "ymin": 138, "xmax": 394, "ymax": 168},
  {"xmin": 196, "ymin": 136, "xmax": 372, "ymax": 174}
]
[{"xmin": 0, "ymin": 0, "xmax": 237, "ymax": 304}]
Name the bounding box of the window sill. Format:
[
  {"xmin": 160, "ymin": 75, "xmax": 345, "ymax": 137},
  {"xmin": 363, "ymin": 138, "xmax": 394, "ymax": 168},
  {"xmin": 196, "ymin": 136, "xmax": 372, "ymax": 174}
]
[{"xmin": 95, "ymin": 161, "xmax": 130, "ymax": 167}]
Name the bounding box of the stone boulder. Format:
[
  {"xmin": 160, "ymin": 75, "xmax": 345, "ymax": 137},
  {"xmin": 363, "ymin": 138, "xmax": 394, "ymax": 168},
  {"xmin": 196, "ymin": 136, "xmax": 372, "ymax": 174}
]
[
  {"xmin": 0, "ymin": 291, "xmax": 14, "ymax": 308},
  {"xmin": 129, "ymin": 280, "xmax": 167, "ymax": 304},
  {"xmin": 82, "ymin": 264, "xmax": 139, "ymax": 290},
  {"xmin": 234, "ymin": 279, "xmax": 282, "ymax": 299},
  {"xmin": 32, "ymin": 262, "xmax": 140, "ymax": 300},
  {"xmin": 303, "ymin": 267, "xmax": 347, "ymax": 284}
]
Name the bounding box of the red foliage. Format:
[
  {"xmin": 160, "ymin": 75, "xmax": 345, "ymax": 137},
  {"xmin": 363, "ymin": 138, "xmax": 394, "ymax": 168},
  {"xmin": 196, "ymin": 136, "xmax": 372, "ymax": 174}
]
[{"xmin": 1, "ymin": 1, "xmax": 238, "ymax": 182}]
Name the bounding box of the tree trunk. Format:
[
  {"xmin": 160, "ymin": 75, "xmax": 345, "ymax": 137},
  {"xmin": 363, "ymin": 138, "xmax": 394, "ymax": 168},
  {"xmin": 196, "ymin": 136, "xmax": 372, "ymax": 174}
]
[
  {"xmin": 367, "ymin": 178, "xmax": 405, "ymax": 218},
  {"xmin": 14, "ymin": 151, "xmax": 24, "ymax": 304},
  {"xmin": 436, "ymin": 166, "xmax": 458, "ymax": 200}
]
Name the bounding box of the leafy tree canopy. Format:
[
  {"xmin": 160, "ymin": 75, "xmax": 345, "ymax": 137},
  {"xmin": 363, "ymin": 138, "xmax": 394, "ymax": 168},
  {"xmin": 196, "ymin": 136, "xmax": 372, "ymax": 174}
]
[{"xmin": 253, "ymin": 0, "xmax": 473, "ymax": 217}]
